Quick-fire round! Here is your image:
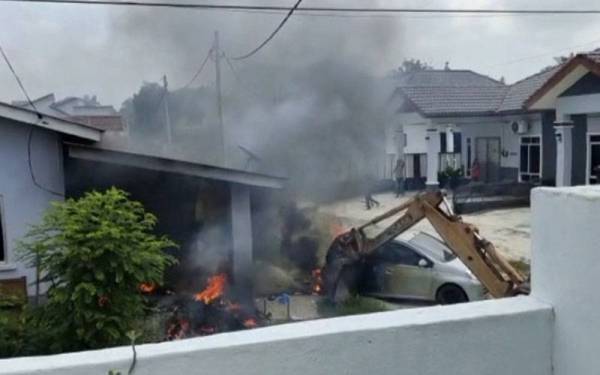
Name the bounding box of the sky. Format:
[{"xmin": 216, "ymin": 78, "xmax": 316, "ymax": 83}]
[{"xmin": 1, "ymin": 0, "xmax": 600, "ymax": 107}]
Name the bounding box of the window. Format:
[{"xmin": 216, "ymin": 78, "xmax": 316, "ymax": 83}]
[
  {"xmin": 588, "ymin": 135, "xmax": 600, "ymax": 184},
  {"xmin": 520, "ymin": 136, "xmax": 541, "ymax": 182},
  {"xmin": 376, "ymin": 243, "xmax": 422, "ymax": 266},
  {"xmin": 0, "ymin": 197, "xmax": 5, "ymax": 262},
  {"xmin": 439, "ymin": 132, "xmax": 462, "ymax": 171}
]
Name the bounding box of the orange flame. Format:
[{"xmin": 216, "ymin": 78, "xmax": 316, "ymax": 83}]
[
  {"xmin": 195, "ymin": 273, "xmax": 227, "ymax": 304},
  {"xmin": 312, "ymin": 268, "xmax": 323, "ymax": 295},
  {"xmin": 243, "ymin": 318, "xmax": 258, "ymax": 329},
  {"xmin": 139, "ymin": 282, "xmax": 156, "ymax": 294}
]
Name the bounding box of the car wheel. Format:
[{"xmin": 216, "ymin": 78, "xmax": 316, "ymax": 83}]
[{"xmin": 436, "ymin": 284, "xmax": 468, "ymax": 304}]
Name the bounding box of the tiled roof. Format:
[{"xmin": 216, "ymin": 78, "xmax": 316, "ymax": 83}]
[
  {"xmin": 498, "ymin": 66, "xmax": 561, "ymax": 112},
  {"xmin": 395, "ymin": 70, "xmax": 508, "ymax": 116},
  {"xmin": 397, "ymin": 70, "xmax": 504, "ymax": 88},
  {"xmin": 396, "ymin": 67, "xmax": 562, "ymax": 116},
  {"xmin": 400, "ymin": 85, "xmax": 508, "ymax": 116}
]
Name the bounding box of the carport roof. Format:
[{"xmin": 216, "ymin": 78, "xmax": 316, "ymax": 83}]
[
  {"xmin": 0, "ymin": 101, "xmax": 102, "ymax": 141},
  {"xmin": 67, "ymin": 144, "xmax": 286, "ymax": 189}
]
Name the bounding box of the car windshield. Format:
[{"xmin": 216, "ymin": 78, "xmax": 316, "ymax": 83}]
[{"xmin": 408, "ymin": 232, "xmax": 457, "ymax": 263}]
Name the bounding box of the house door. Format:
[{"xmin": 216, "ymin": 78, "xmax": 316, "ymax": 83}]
[
  {"xmin": 476, "ymin": 137, "xmax": 501, "ymax": 182},
  {"xmin": 413, "ymin": 154, "xmax": 421, "ymax": 178}
]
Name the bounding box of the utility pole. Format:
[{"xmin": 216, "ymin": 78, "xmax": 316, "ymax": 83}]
[
  {"xmin": 163, "ymin": 74, "xmax": 173, "ymax": 144},
  {"xmin": 214, "ymin": 30, "xmax": 226, "ymax": 166}
]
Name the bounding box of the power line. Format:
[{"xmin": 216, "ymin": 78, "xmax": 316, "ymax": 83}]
[
  {"xmin": 223, "ymin": 52, "xmax": 262, "ymax": 99},
  {"xmin": 0, "ymin": 42, "xmax": 40, "ymax": 116},
  {"xmin": 3, "ymin": 0, "xmax": 600, "ymax": 15},
  {"xmin": 182, "ymin": 47, "xmax": 213, "ymax": 89},
  {"xmin": 483, "ymin": 37, "xmax": 600, "ymax": 69},
  {"xmin": 27, "ymin": 128, "xmax": 64, "ymax": 197},
  {"xmin": 0, "ymin": 43, "xmax": 60, "ymax": 196},
  {"xmin": 231, "ymin": 0, "xmax": 303, "ymax": 60}
]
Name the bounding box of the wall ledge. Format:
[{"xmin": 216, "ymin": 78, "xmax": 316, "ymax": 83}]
[{"xmin": 0, "ymin": 296, "xmax": 552, "ymax": 375}]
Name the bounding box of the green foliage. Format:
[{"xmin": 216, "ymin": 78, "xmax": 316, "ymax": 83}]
[
  {"xmin": 393, "ymin": 58, "xmax": 434, "ymax": 76},
  {"xmin": 0, "ymin": 308, "xmax": 23, "ymax": 357},
  {"xmin": 16, "ymin": 188, "xmax": 177, "ymax": 352},
  {"xmin": 438, "ymin": 166, "xmax": 464, "ymax": 189}
]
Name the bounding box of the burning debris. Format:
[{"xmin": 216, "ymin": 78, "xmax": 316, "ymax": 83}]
[
  {"xmin": 194, "ymin": 273, "xmax": 227, "ymax": 304},
  {"xmin": 139, "ymin": 282, "xmax": 157, "ymax": 294},
  {"xmin": 311, "ymin": 268, "xmax": 324, "ymax": 295},
  {"xmin": 155, "ymin": 271, "xmax": 263, "ymax": 341}
]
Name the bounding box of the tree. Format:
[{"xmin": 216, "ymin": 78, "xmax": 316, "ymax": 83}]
[
  {"xmin": 540, "ymin": 53, "xmax": 575, "ymax": 73},
  {"xmin": 17, "ymin": 188, "xmax": 177, "ymax": 352},
  {"xmin": 129, "ymin": 82, "xmax": 167, "ymax": 139},
  {"xmin": 393, "ymin": 58, "xmax": 434, "ymax": 76}
]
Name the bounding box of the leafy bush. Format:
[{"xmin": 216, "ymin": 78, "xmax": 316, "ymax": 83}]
[
  {"xmin": 438, "ymin": 166, "xmax": 463, "ymax": 189},
  {"xmin": 17, "ymin": 188, "xmax": 176, "ymax": 353}
]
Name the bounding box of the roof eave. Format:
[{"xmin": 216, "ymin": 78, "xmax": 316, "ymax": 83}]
[
  {"xmin": 0, "ymin": 102, "xmax": 102, "ymax": 141},
  {"xmin": 67, "ymin": 144, "xmax": 287, "ymax": 189},
  {"xmin": 525, "ymin": 55, "xmax": 600, "ymax": 109}
]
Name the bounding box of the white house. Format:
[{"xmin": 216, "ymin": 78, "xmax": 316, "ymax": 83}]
[
  {"xmin": 388, "ymin": 68, "xmax": 558, "ymax": 188},
  {"xmin": 526, "ymin": 51, "xmax": 600, "ymax": 187}
]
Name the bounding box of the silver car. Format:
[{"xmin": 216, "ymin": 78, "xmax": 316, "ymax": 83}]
[{"xmin": 361, "ymin": 232, "xmax": 485, "ymax": 304}]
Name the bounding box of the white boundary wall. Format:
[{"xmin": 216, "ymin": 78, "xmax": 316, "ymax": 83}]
[
  {"xmin": 531, "ymin": 186, "xmax": 600, "ymax": 375},
  {"xmin": 1, "ymin": 297, "xmax": 552, "ymax": 375},
  {"xmin": 13, "ymin": 185, "xmax": 600, "ymax": 375}
]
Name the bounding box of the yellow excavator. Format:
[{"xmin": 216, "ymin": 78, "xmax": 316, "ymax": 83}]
[{"xmin": 322, "ymin": 190, "xmax": 529, "ymax": 303}]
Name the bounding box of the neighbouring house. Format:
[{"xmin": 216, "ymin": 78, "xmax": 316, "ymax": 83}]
[
  {"xmin": 388, "ymin": 67, "xmax": 559, "ymax": 188},
  {"xmin": 0, "ymin": 98, "xmax": 286, "ymax": 297},
  {"xmin": 13, "ymin": 93, "xmax": 123, "ymax": 131},
  {"xmin": 526, "ymin": 51, "xmax": 600, "ymax": 186},
  {"xmin": 0, "ymin": 102, "xmax": 102, "ymax": 295}
]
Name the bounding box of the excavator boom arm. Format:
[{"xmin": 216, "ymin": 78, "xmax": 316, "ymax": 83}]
[{"xmin": 323, "ymin": 191, "xmax": 527, "ymax": 301}]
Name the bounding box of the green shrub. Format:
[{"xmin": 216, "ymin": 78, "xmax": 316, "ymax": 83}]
[{"xmin": 17, "ymin": 188, "xmax": 177, "ymax": 353}]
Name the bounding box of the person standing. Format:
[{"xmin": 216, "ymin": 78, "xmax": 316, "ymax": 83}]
[
  {"xmin": 471, "ymin": 159, "xmax": 481, "ymax": 182},
  {"xmin": 364, "ymin": 175, "xmax": 380, "ymax": 210},
  {"xmin": 393, "ymin": 158, "xmax": 406, "ymax": 197}
]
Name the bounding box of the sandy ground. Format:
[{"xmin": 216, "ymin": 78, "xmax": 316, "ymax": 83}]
[{"xmin": 318, "ymin": 191, "xmax": 531, "ymax": 262}]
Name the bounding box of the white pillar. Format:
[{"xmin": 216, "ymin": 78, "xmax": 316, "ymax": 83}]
[
  {"xmin": 554, "ymin": 123, "xmax": 573, "ymax": 187},
  {"xmin": 531, "ymin": 186, "xmax": 600, "ymax": 375},
  {"xmin": 230, "ymin": 183, "xmax": 253, "ymax": 300},
  {"xmin": 425, "ymin": 128, "xmax": 440, "ymax": 189}
]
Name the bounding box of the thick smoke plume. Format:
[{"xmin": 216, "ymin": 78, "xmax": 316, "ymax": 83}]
[{"xmin": 114, "ymin": 1, "xmax": 401, "ymax": 200}]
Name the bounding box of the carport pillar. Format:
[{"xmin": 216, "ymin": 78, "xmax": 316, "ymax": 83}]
[
  {"xmin": 554, "ymin": 123, "xmax": 573, "ymax": 187},
  {"xmin": 425, "ymin": 128, "xmax": 440, "ymax": 189},
  {"xmin": 230, "ymin": 183, "xmax": 253, "ymax": 301}
]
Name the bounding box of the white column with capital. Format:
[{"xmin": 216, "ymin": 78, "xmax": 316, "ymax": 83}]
[
  {"xmin": 425, "ymin": 128, "xmax": 440, "ymax": 189},
  {"xmin": 554, "ymin": 123, "xmax": 574, "ymax": 187}
]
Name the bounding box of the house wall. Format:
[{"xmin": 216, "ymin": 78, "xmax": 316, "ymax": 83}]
[
  {"xmin": 399, "ymin": 112, "xmax": 430, "ymax": 155},
  {"xmin": 556, "ymin": 93, "xmax": 600, "ymax": 121},
  {"xmin": 571, "ymin": 115, "xmax": 587, "ymax": 185},
  {"xmin": 541, "ymin": 111, "xmax": 557, "ymax": 184},
  {"xmin": 432, "ymin": 114, "xmax": 543, "ymax": 182},
  {"xmin": 0, "ymin": 119, "xmax": 64, "ymax": 295}
]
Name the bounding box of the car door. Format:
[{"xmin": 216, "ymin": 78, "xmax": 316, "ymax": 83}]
[{"xmin": 381, "ymin": 243, "xmax": 435, "ymax": 300}]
